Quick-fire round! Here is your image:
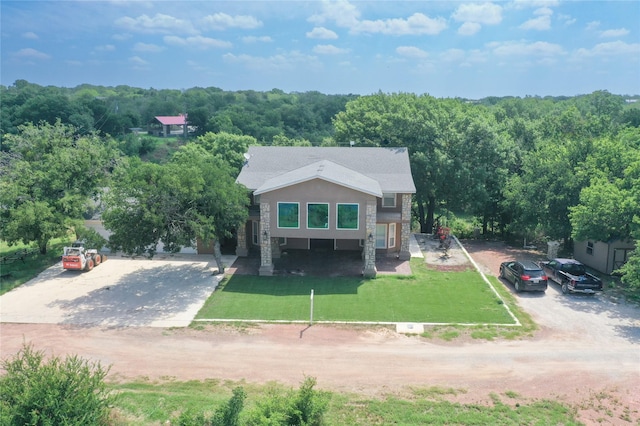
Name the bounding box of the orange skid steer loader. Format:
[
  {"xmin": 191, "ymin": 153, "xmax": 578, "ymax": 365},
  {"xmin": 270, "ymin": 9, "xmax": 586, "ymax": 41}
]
[{"xmin": 62, "ymin": 241, "xmax": 107, "ymax": 272}]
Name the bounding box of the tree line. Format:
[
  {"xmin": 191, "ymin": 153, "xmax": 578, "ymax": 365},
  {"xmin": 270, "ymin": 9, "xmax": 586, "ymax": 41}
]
[{"xmin": 0, "ymin": 80, "xmax": 639, "ymax": 295}]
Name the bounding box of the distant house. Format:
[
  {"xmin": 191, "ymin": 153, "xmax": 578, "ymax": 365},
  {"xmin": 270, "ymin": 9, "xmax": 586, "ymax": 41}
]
[
  {"xmin": 235, "ymin": 146, "xmax": 416, "ymax": 277},
  {"xmin": 152, "ymin": 114, "xmax": 188, "ymax": 137},
  {"xmin": 574, "ymin": 239, "xmax": 636, "ymax": 275}
]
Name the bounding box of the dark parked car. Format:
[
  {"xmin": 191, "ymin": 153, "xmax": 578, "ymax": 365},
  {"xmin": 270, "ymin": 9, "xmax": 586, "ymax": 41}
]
[{"xmin": 499, "ymin": 260, "xmax": 548, "ymax": 293}]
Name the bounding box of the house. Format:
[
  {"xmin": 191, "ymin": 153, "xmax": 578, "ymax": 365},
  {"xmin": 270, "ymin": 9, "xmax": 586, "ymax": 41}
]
[
  {"xmin": 152, "ymin": 114, "xmax": 188, "ymax": 137},
  {"xmin": 574, "ymin": 239, "xmax": 636, "ymax": 275},
  {"xmin": 235, "ymin": 146, "xmax": 416, "ymax": 277}
]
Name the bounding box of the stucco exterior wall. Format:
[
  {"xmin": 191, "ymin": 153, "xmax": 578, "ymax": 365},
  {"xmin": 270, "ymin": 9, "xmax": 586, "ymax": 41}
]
[{"xmin": 259, "ymin": 179, "xmax": 375, "ymax": 240}]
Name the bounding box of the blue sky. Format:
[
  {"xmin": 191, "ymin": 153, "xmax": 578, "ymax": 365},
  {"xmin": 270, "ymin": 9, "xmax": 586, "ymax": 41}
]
[{"xmin": 2, "ymin": 1, "xmax": 639, "ymax": 98}]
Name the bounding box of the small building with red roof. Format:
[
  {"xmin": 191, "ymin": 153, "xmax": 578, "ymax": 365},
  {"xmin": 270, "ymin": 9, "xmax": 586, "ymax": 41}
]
[{"xmin": 152, "ymin": 114, "xmax": 188, "ymax": 137}]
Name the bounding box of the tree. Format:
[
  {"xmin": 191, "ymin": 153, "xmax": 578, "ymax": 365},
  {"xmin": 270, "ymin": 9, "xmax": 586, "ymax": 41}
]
[
  {"xmin": 103, "ymin": 143, "xmax": 248, "ymax": 273},
  {"xmin": 195, "ymin": 132, "xmax": 258, "ymax": 174},
  {"xmin": 0, "ymin": 121, "xmax": 118, "ymax": 253},
  {"xmin": 570, "ymin": 129, "xmax": 640, "ymax": 291},
  {"xmin": 333, "ymin": 93, "xmax": 510, "ymax": 234}
]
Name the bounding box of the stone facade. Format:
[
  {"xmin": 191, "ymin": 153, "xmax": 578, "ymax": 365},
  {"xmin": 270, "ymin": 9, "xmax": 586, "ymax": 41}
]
[
  {"xmin": 362, "ymin": 200, "xmax": 377, "ymax": 278},
  {"xmin": 235, "ymin": 223, "xmax": 248, "ymax": 256},
  {"xmin": 399, "ymin": 193, "xmax": 412, "ymax": 260},
  {"xmin": 259, "ymin": 202, "xmax": 274, "ymax": 276}
]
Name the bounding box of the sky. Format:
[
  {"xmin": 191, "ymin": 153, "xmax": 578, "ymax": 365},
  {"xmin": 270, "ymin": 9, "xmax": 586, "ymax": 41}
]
[{"xmin": 1, "ymin": 0, "xmax": 639, "ymax": 99}]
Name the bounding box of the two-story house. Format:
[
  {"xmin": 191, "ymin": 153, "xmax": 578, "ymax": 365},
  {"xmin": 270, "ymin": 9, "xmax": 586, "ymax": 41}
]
[{"xmin": 235, "ymin": 146, "xmax": 416, "ymax": 277}]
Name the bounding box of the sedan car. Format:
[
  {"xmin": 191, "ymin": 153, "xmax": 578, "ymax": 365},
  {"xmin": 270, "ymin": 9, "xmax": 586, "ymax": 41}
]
[{"xmin": 499, "ymin": 260, "xmax": 548, "ymax": 293}]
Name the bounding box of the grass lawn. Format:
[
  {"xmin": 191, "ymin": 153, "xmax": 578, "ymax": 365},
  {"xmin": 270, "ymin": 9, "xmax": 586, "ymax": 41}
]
[
  {"xmin": 195, "ymin": 258, "xmax": 515, "ymax": 324},
  {"xmin": 0, "ymin": 239, "xmax": 69, "ymax": 296}
]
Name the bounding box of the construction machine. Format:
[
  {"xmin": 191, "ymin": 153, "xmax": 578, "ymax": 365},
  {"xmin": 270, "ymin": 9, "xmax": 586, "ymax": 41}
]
[{"xmin": 62, "ymin": 241, "xmax": 107, "ymax": 271}]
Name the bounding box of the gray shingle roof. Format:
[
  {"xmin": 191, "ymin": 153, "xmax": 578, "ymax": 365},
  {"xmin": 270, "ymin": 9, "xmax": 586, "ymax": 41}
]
[{"xmin": 236, "ymin": 146, "xmax": 416, "ymax": 194}]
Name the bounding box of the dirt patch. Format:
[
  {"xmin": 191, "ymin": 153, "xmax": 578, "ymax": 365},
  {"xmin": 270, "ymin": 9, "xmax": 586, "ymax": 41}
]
[{"xmin": 415, "ymin": 233, "xmax": 473, "ymax": 272}]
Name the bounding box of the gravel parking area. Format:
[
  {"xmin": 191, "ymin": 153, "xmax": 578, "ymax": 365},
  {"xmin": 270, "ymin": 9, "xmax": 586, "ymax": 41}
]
[{"xmin": 0, "ymin": 254, "xmax": 236, "ymax": 327}]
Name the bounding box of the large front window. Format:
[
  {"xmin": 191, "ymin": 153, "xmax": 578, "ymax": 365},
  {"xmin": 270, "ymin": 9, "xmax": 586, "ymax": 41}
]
[
  {"xmin": 277, "ymin": 202, "xmax": 299, "ymax": 228},
  {"xmin": 336, "ymin": 203, "xmax": 359, "ymax": 229},
  {"xmin": 307, "ymin": 203, "xmax": 329, "ymax": 229}
]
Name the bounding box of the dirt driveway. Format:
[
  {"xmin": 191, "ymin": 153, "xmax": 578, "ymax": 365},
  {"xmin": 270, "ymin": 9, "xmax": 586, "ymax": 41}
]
[{"xmin": 1, "ymin": 238, "xmax": 639, "ymax": 425}]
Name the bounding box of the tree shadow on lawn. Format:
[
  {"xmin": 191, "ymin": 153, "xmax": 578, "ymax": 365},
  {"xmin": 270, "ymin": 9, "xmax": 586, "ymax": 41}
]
[{"xmin": 48, "ymin": 262, "xmax": 218, "ymax": 327}]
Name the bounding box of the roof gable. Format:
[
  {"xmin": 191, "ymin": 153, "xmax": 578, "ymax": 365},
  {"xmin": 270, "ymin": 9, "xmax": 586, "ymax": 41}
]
[{"xmin": 254, "ymin": 160, "xmax": 382, "ymax": 196}]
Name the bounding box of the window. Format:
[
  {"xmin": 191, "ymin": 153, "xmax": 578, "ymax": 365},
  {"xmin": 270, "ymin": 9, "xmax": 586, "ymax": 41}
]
[
  {"xmin": 277, "ymin": 202, "xmax": 299, "ymax": 228},
  {"xmin": 388, "ymin": 223, "xmax": 396, "ymax": 248},
  {"xmin": 382, "ymin": 193, "xmax": 396, "ymax": 208},
  {"xmin": 336, "ymin": 203, "xmax": 359, "ymax": 229},
  {"xmin": 252, "ymin": 194, "xmax": 260, "ymax": 205},
  {"xmin": 307, "ymin": 203, "xmax": 329, "ymax": 229},
  {"xmin": 586, "ymin": 241, "xmax": 594, "ymax": 255},
  {"xmin": 375, "ymin": 224, "xmax": 387, "ymax": 248}
]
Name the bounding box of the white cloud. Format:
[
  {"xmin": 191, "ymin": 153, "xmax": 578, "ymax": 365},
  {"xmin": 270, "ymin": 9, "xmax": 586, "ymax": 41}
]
[
  {"xmin": 164, "ymin": 35, "xmax": 232, "ymax": 50},
  {"xmin": 313, "ymin": 44, "xmax": 349, "ymax": 54},
  {"xmin": 309, "ymin": 2, "xmax": 446, "ymax": 36},
  {"xmin": 94, "ymin": 44, "xmax": 116, "ymax": 52},
  {"xmin": 558, "ymin": 13, "xmax": 576, "ymax": 26},
  {"xmin": 519, "ymin": 15, "xmax": 551, "ymax": 30},
  {"xmin": 22, "ymin": 32, "xmax": 38, "ymax": 40},
  {"xmin": 201, "ymin": 13, "xmax": 262, "ymax": 30},
  {"xmin": 13, "ymin": 48, "xmax": 50, "ymax": 60},
  {"xmin": 489, "ymin": 40, "xmax": 565, "ymax": 56},
  {"xmin": 128, "ymin": 56, "xmax": 148, "ymax": 65},
  {"xmin": 573, "ymin": 40, "xmax": 640, "ymax": 59},
  {"xmin": 112, "ymin": 33, "xmax": 131, "ymax": 41},
  {"xmin": 355, "ymin": 13, "xmax": 447, "ymax": 36},
  {"xmin": 452, "ymin": 3, "xmax": 502, "ymax": 25},
  {"xmin": 509, "ymin": 0, "xmax": 559, "ymax": 9},
  {"xmin": 585, "ymin": 21, "xmax": 600, "ymax": 31},
  {"xmin": 520, "ymin": 6, "xmax": 552, "ymax": 29},
  {"xmin": 396, "ymin": 46, "xmax": 429, "ymax": 59},
  {"xmin": 115, "ymin": 13, "xmax": 197, "ymax": 34},
  {"xmin": 600, "ymin": 28, "xmax": 629, "ymax": 38},
  {"xmin": 440, "ymin": 48, "xmax": 465, "ymax": 62},
  {"xmin": 308, "ymin": 0, "xmax": 361, "ymax": 28},
  {"xmin": 458, "ymin": 22, "xmax": 481, "ymax": 36},
  {"xmin": 223, "ymin": 51, "xmax": 321, "ymax": 72},
  {"xmin": 306, "ymin": 27, "xmax": 338, "ymax": 39},
  {"xmin": 133, "ymin": 42, "xmax": 164, "ymax": 52},
  {"xmin": 242, "ymin": 35, "xmax": 273, "ymax": 43}
]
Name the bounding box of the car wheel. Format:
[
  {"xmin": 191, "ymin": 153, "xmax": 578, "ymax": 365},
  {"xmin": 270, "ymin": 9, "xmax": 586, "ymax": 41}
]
[
  {"xmin": 561, "ymin": 282, "xmax": 569, "ymax": 294},
  {"xmin": 515, "ymin": 280, "xmax": 522, "ymax": 293},
  {"xmin": 499, "ymin": 267, "xmax": 505, "ymax": 278}
]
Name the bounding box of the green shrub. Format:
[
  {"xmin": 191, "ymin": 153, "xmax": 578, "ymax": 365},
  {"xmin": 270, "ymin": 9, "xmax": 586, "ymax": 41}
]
[
  {"xmin": 0, "ymin": 343, "xmax": 114, "ymax": 426},
  {"xmin": 171, "ymin": 386, "xmax": 246, "ymax": 426},
  {"xmin": 245, "ymin": 377, "xmax": 329, "ymax": 426}
]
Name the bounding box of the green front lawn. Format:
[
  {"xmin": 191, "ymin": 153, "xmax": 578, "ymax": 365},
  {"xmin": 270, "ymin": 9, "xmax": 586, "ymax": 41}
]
[{"xmin": 195, "ymin": 259, "xmax": 514, "ymax": 324}]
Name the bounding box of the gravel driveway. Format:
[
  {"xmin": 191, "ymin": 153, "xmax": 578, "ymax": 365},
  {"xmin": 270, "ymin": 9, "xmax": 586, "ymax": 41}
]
[{"xmin": 0, "ymin": 254, "xmax": 236, "ymax": 327}]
